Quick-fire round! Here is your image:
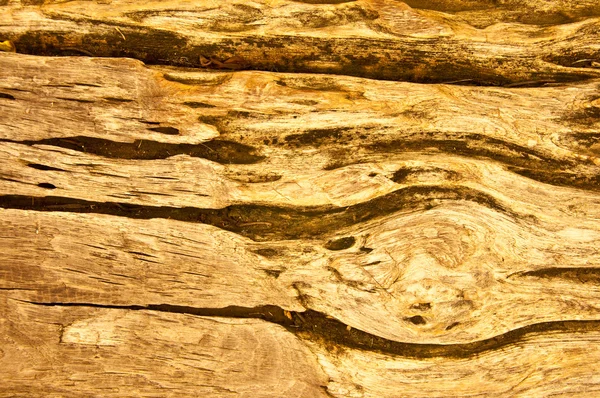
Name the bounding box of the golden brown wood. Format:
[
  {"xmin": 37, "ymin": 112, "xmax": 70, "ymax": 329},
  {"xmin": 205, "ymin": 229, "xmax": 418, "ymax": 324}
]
[
  {"xmin": 1, "ymin": 0, "xmax": 600, "ymax": 396},
  {"xmin": 0, "ymin": 295, "xmax": 329, "ymax": 397},
  {"xmin": 2, "ymin": 0, "xmax": 600, "ymax": 83}
]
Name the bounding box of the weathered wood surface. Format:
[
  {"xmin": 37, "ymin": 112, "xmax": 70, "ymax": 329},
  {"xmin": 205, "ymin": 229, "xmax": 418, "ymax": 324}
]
[
  {"xmin": 2, "ymin": 51, "xmax": 600, "ymax": 344},
  {"xmin": 2, "ymin": 51, "xmax": 600, "ymax": 395},
  {"xmin": 2, "ymin": 0, "xmax": 600, "ymax": 396},
  {"xmin": 2, "ymin": 0, "xmax": 600, "ymax": 84},
  {"xmin": 0, "ymin": 295, "xmax": 330, "ymax": 397},
  {"xmin": 3, "ymin": 296, "xmax": 600, "ymax": 397}
]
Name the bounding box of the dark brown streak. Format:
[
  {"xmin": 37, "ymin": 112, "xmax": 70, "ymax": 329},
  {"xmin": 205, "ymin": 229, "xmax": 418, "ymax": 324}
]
[
  {"xmin": 2, "ymin": 136, "xmax": 263, "ymax": 165},
  {"xmin": 19, "ymin": 300, "xmax": 600, "ymax": 359},
  {"xmin": 0, "ymin": 185, "xmax": 520, "ymax": 241},
  {"xmin": 508, "ymin": 267, "xmax": 600, "ymax": 284},
  {"xmin": 291, "ymin": 310, "xmax": 600, "ymax": 359},
  {"xmin": 10, "ymin": 27, "xmax": 599, "ymax": 85}
]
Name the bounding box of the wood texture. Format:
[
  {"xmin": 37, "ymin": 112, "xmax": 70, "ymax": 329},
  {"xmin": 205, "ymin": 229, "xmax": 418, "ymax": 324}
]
[
  {"xmin": 1, "ymin": 0, "xmax": 600, "ymax": 396},
  {"xmin": 0, "ymin": 295, "xmax": 329, "ymax": 397},
  {"xmin": 3, "ymin": 296, "xmax": 600, "ymax": 397},
  {"xmin": 2, "ymin": 0, "xmax": 600, "ymax": 84}
]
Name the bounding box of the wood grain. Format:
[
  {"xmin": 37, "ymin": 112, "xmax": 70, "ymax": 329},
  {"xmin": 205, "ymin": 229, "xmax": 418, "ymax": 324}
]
[
  {"xmin": 2, "ymin": 0, "xmax": 600, "ymax": 84},
  {"xmin": 3, "ymin": 296, "xmax": 600, "ymax": 397},
  {"xmin": 1, "ymin": 52, "xmax": 600, "ymax": 347},
  {"xmin": 2, "ymin": 1, "xmax": 600, "ymax": 395}
]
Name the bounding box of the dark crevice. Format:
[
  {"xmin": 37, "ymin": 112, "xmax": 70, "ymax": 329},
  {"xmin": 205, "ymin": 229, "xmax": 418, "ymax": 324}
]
[
  {"xmin": 27, "ymin": 163, "xmax": 65, "ymax": 172},
  {"xmin": 22, "ymin": 300, "xmax": 600, "ymax": 359},
  {"xmin": 3, "ymin": 136, "xmax": 264, "ymax": 164},
  {"xmin": 7, "ymin": 28, "xmax": 599, "ymax": 86},
  {"xmin": 103, "ymin": 97, "xmax": 134, "ymax": 103},
  {"xmin": 404, "ymin": 315, "xmax": 427, "ymax": 325},
  {"xmin": 263, "ymin": 269, "xmax": 283, "ymax": 278},
  {"xmin": 27, "ymin": 301, "xmax": 294, "ymax": 326},
  {"xmin": 510, "ymin": 267, "xmax": 600, "ymax": 284},
  {"xmin": 368, "ymin": 134, "xmax": 567, "ymax": 169},
  {"xmin": 183, "ymin": 101, "xmax": 217, "ymax": 109},
  {"xmin": 37, "ymin": 183, "xmax": 57, "ymax": 189},
  {"xmin": 324, "ymin": 236, "xmax": 356, "ymax": 250},
  {"xmin": 0, "ymin": 185, "xmax": 521, "ymax": 241},
  {"xmin": 148, "ymin": 126, "xmax": 180, "ymax": 135},
  {"xmin": 55, "ymin": 97, "xmax": 95, "ymax": 103},
  {"xmin": 0, "ymin": 92, "xmax": 16, "ymax": 100},
  {"xmin": 509, "ymin": 167, "xmax": 600, "ymax": 192},
  {"xmin": 294, "ymin": 312, "xmax": 600, "ymax": 359}
]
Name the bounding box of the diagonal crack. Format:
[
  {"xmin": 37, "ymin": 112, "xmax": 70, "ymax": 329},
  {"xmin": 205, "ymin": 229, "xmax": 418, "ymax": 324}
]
[{"xmin": 22, "ymin": 300, "xmax": 294, "ymax": 326}]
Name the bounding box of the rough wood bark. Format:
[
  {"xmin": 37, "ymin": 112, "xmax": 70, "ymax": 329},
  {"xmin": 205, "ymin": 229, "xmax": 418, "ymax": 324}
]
[{"xmin": 2, "ymin": 0, "xmax": 600, "ymax": 396}]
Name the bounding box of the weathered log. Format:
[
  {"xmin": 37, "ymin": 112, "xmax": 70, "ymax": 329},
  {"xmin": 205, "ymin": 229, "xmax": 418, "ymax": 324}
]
[{"xmin": 2, "ymin": 0, "xmax": 600, "ymax": 84}]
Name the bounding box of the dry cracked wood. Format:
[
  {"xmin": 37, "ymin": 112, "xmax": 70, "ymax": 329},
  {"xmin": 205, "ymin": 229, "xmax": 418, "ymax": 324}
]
[
  {"xmin": 2, "ymin": 0, "xmax": 600, "ymax": 84},
  {"xmin": 1, "ymin": 53, "xmax": 600, "ymax": 348},
  {"xmin": 3, "ymin": 203, "xmax": 600, "ymax": 345},
  {"xmin": 3, "ymin": 296, "xmax": 600, "ymax": 397},
  {"xmin": 0, "ymin": 295, "xmax": 329, "ymax": 397},
  {"xmin": 1, "ymin": 3, "xmax": 600, "ymax": 389}
]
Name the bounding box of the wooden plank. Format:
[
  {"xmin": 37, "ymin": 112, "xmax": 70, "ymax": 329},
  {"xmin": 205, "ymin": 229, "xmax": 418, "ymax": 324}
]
[{"xmin": 1, "ymin": 1, "xmax": 600, "ymax": 84}]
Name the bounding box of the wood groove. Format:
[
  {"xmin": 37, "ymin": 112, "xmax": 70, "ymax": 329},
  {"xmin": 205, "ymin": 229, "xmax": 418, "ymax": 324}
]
[
  {"xmin": 18, "ymin": 299, "xmax": 600, "ymax": 360},
  {"xmin": 3, "ymin": 137, "xmax": 264, "ymax": 164},
  {"xmin": 3, "ymin": 1, "xmax": 600, "ymax": 84},
  {"xmin": 0, "ymin": 184, "xmax": 519, "ymax": 241}
]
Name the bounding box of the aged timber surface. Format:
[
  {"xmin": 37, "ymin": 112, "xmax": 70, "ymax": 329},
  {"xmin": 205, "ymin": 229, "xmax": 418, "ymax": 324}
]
[
  {"xmin": 1, "ymin": 0, "xmax": 600, "ymax": 396},
  {"xmin": 2, "ymin": 0, "xmax": 600, "ymax": 84}
]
